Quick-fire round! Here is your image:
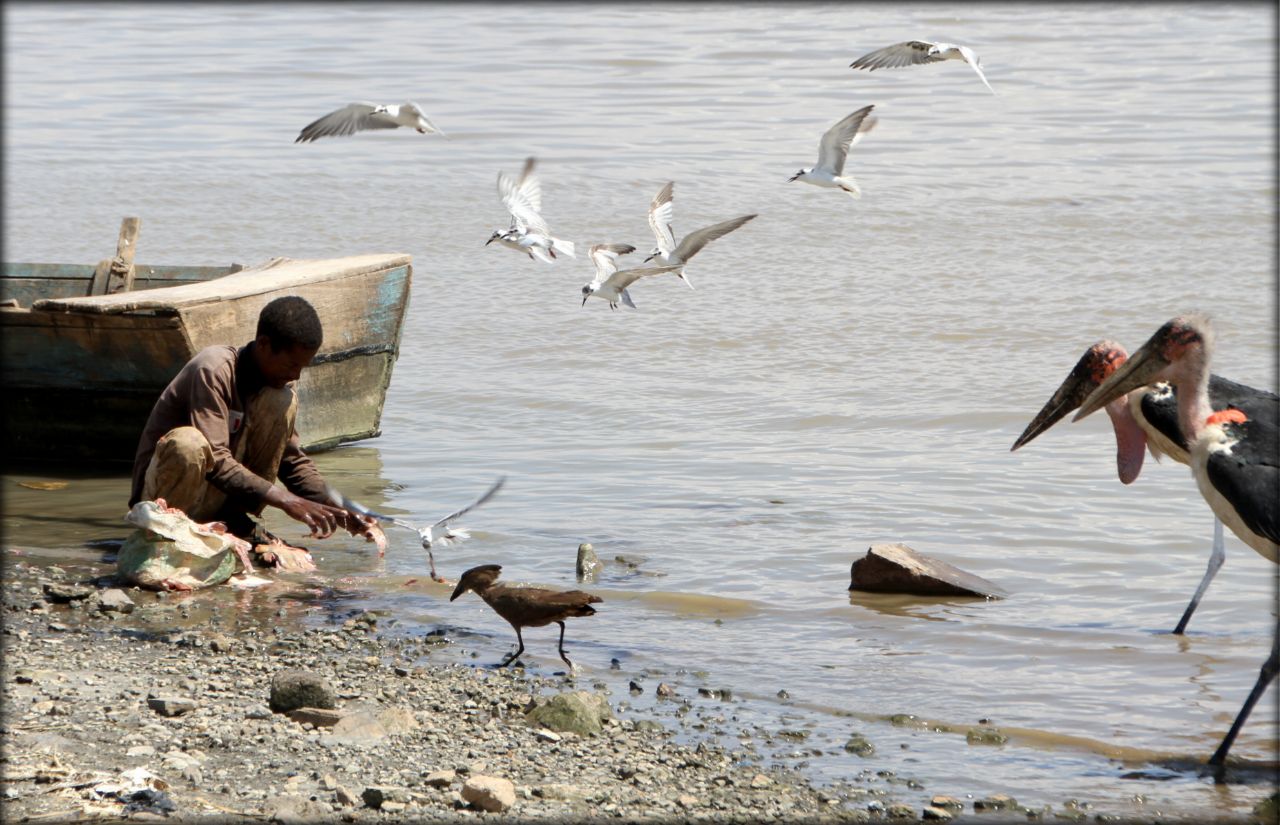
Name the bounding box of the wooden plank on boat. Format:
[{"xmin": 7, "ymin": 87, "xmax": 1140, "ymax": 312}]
[
  {"xmin": 35, "ymin": 253, "xmax": 411, "ymax": 315},
  {"xmin": 88, "ymin": 217, "xmax": 141, "ymax": 296}
]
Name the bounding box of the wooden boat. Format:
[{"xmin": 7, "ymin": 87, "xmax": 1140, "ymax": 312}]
[{"xmin": 1, "ymin": 218, "xmax": 412, "ymax": 464}]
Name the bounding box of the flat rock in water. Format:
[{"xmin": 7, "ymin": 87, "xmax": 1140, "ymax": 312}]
[{"xmin": 848, "ymin": 544, "xmax": 1007, "ymax": 598}]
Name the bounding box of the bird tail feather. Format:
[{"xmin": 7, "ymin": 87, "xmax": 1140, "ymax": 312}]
[
  {"xmin": 838, "ymin": 177, "xmax": 862, "ymax": 199},
  {"xmin": 551, "ymin": 238, "xmax": 576, "ymax": 258}
]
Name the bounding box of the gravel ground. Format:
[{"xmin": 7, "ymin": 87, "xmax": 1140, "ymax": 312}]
[
  {"xmin": 1, "ymin": 556, "xmax": 890, "ymax": 824},
  {"xmin": 5, "ymin": 556, "xmax": 1275, "ymax": 825}
]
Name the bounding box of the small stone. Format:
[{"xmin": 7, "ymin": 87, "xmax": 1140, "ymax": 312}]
[
  {"xmin": 265, "ymin": 794, "xmax": 332, "ymax": 824},
  {"xmin": 360, "ymin": 786, "xmax": 411, "ymax": 810},
  {"xmin": 461, "ymin": 775, "xmax": 516, "ymax": 812},
  {"xmin": 974, "ymin": 793, "xmax": 1017, "ymax": 811},
  {"xmin": 534, "ymin": 728, "xmax": 562, "ymax": 743},
  {"xmin": 930, "ymin": 796, "xmax": 964, "ymax": 811},
  {"xmin": 424, "ymin": 770, "xmax": 455, "ymax": 788},
  {"xmin": 629, "ymin": 680, "xmax": 643, "ymax": 694},
  {"xmin": 678, "ymin": 794, "xmax": 699, "ymax": 809},
  {"xmin": 42, "ymin": 582, "xmax": 92, "ymax": 603},
  {"xmin": 966, "ymin": 725, "xmax": 1009, "ymax": 745},
  {"xmin": 270, "ymin": 669, "xmax": 336, "ymax": 713},
  {"xmin": 576, "ymin": 543, "xmax": 600, "ymax": 580},
  {"xmin": 887, "ymin": 803, "xmax": 915, "ymax": 818},
  {"xmin": 922, "ymin": 806, "xmax": 954, "ymax": 821},
  {"xmin": 843, "ymin": 733, "xmax": 875, "ymax": 757},
  {"xmin": 287, "ymin": 707, "xmax": 344, "ymax": 728},
  {"xmin": 656, "ymin": 682, "xmax": 676, "ymax": 697},
  {"xmin": 334, "ymin": 786, "xmax": 359, "ymax": 807},
  {"xmin": 147, "ymin": 696, "xmax": 196, "ymax": 717},
  {"xmin": 750, "ymin": 774, "xmax": 772, "ymax": 789},
  {"xmin": 98, "ymin": 589, "xmax": 136, "ymax": 614}
]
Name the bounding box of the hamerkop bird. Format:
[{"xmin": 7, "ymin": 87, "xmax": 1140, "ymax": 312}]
[{"xmin": 450, "ymin": 564, "xmax": 602, "ymax": 670}]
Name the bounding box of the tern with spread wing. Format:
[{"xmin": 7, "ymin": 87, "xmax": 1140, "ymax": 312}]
[
  {"xmin": 580, "ymin": 244, "xmax": 681, "ymax": 310},
  {"xmin": 486, "ymin": 157, "xmax": 575, "ymax": 263},
  {"xmin": 849, "ymin": 40, "xmax": 995, "ymax": 94},
  {"xmin": 326, "ymin": 477, "xmax": 507, "ymax": 581},
  {"xmin": 643, "ymin": 182, "xmax": 756, "ymax": 290},
  {"xmin": 788, "ymin": 105, "xmax": 876, "ymax": 198},
  {"xmin": 295, "ymin": 101, "xmax": 444, "ymax": 143}
]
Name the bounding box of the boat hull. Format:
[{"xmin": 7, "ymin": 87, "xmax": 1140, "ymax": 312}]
[{"xmin": 1, "ymin": 254, "xmax": 412, "ymax": 464}]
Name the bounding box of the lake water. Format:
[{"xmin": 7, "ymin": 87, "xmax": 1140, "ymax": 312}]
[{"xmin": 4, "ymin": 2, "xmax": 1277, "ymax": 819}]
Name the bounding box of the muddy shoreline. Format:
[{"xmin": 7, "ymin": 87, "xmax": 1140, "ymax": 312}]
[{"xmin": 2, "ymin": 552, "xmax": 1274, "ymax": 824}]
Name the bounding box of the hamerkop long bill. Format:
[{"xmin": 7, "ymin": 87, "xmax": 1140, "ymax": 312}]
[{"xmin": 450, "ymin": 564, "xmax": 601, "ymax": 670}]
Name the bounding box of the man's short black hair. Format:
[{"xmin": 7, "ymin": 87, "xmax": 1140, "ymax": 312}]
[{"xmin": 256, "ymin": 296, "xmax": 323, "ymax": 352}]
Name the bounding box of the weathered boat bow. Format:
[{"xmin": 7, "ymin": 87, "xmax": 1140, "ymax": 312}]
[{"xmin": 2, "ymin": 246, "xmax": 412, "ymax": 464}]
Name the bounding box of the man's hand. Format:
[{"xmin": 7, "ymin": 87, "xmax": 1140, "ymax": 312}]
[{"xmin": 265, "ymin": 488, "xmax": 351, "ymax": 538}]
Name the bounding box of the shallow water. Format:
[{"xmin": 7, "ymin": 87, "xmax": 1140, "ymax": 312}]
[{"xmin": 4, "ymin": 3, "xmax": 1277, "ymax": 818}]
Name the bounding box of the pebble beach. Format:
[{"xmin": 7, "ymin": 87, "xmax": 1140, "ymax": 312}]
[
  {"xmin": 2, "ymin": 554, "xmax": 888, "ymax": 824},
  {"xmin": 5, "ymin": 550, "xmax": 1277, "ymax": 825}
]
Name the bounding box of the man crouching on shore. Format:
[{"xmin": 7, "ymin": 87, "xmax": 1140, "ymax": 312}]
[{"xmin": 128, "ymin": 295, "xmax": 372, "ymax": 554}]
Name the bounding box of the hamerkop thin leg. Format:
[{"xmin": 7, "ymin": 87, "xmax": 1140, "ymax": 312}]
[
  {"xmin": 555, "ymin": 620, "xmax": 574, "ymax": 670},
  {"xmin": 500, "ymin": 627, "xmax": 526, "ymax": 668}
]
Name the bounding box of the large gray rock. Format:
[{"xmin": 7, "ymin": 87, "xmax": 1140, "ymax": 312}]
[
  {"xmin": 269, "ymin": 669, "xmax": 336, "ymax": 713},
  {"xmin": 524, "ymin": 690, "xmax": 613, "ymax": 736},
  {"xmin": 848, "ymin": 544, "xmax": 1007, "ymax": 598}
]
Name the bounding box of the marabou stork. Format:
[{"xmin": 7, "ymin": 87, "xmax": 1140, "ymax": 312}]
[
  {"xmin": 1073, "ymin": 314, "xmax": 1279, "ymax": 772},
  {"xmin": 1012, "ymin": 340, "xmax": 1278, "ymax": 633}
]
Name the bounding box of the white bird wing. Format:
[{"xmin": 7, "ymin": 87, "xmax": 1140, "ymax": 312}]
[
  {"xmin": 816, "ymin": 105, "xmax": 875, "ymax": 177},
  {"xmin": 603, "ymin": 264, "xmax": 683, "ymax": 292},
  {"xmin": 647, "ymin": 182, "xmax": 676, "ymax": 257},
  {"xmin": 401, "ymin": 102, "xmax": 445, "ymax": 135},
  {"xmin": 431, "ymin": 476, "xmax": 507, "ymax": 530},
  {"xmin": 673, "ymin": 213, "xmax": 757, "ymax": 262},
  {"xmin": 957, "ymin": 46, "xmax": 996, "ymax": 93},
  {"xmin": 849, "ymin": 40, "xmax": 942, "ymax": 70},
  {"xmin": 295, "ymin": 102, "xmax": 399, "ymax": 142},
  {"xmin": 516, "ymin": 157, "xmax": 542, "ymax": 216},
  {"xmin": 849, "ymin": 115, "xmax": 877, "ymax": 149},
  {"xmin": 498, "ymin": 171, "xmax": 549, "ymax": 235},
  {"xmin": 590, "ymin": 243, "xmax": 637, "ymax": 279},
  {"xmin": 323, "ymin": 483, "xmax": 419, "ymax": 531}
]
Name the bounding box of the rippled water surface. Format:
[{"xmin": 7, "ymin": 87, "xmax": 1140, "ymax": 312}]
[{"xmin": 4, "ymin": 3, "xmax": 1277, "ymax": 818}]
